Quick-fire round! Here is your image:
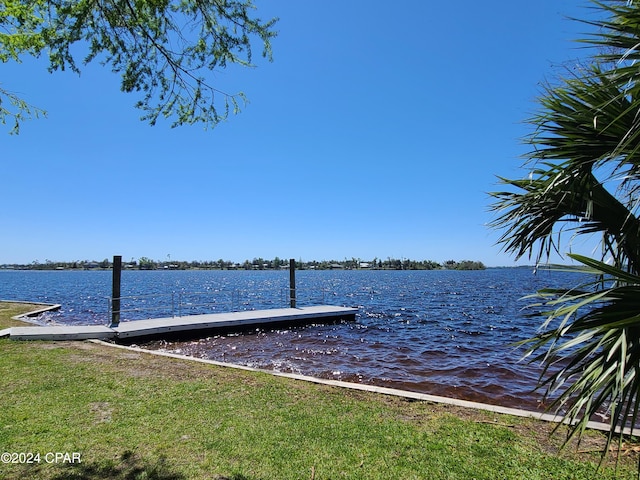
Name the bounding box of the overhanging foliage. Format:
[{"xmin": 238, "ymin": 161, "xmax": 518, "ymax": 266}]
[{"xmin": 0, "ymin": 0, "xmax": 278, "ymax": 132}]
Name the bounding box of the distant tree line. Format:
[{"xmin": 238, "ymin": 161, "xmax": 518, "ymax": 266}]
[{"xmin": 1, "ymin": 256, "xmax": 486, "ymax": 271}]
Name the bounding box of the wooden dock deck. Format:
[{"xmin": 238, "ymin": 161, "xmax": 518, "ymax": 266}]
[{"xmin": 2, "ymin": 305, "xmax": 358, "ymax": 342}]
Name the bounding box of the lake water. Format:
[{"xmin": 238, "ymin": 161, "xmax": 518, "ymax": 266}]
[{"xmin": 0, "ymin": 268, "xmax": 584, "ymax": 411}]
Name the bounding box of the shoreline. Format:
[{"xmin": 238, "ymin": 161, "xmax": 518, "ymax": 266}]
[
  {"xmin": 1, "ymin": 301, "xmax": 624, "ymax": 436},
  {"xmin": 95, "ymin": 338, "xmax": 628, "ymax": 435},
  {"xmin": 0, "ymin": 300, "xmax": 61, "ymax": 324}
]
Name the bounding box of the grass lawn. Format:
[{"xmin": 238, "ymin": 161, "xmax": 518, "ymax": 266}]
[{"xmin": 0, "ymin": 302, "xmax": 638, "ymax": 479}]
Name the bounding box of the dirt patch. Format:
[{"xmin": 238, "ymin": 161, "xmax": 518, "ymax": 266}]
[{"xmin": 90, "ymin": 402, "xmax": 113, "ymax": 424}]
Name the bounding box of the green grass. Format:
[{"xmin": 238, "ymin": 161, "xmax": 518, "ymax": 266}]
[{"xmin": 0, "ymin": 302, "xmax": 637, "ymax": 479}]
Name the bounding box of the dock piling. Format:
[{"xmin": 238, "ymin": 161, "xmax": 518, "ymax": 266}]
[
  {"xmin": 289, "ymin": 258, "xmax": 296, "ymax": 308},
  {"xmin": 110, "ymin": 255, "xmax": 122, "ymax": 327}
]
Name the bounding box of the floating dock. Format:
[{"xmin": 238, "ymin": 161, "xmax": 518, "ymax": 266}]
[{"xmin": 2, "ymin": 305, "xmax": 358, "ymax": 342}]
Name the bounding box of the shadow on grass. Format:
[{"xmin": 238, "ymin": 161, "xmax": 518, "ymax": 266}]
[
  {"xmin": 21, "ymin": 450, "xmax": 251, "ymax": 480},
  {"xmin": 49, "ymin": 451, "xmax": 184, "ymax": 480}
]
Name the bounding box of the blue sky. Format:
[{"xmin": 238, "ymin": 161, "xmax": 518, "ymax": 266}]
[{"xmin": 2, "ymin": 1, "xmax": 596, "ymax": 266}]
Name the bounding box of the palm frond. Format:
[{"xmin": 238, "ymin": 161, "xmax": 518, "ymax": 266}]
[
  {"xmin": 491, "ymin": 2, "xmax": 640, "ymax": 471},
  {"xmin": 522, "ymin": 254, "xmax": 640, "ymax": 451}
]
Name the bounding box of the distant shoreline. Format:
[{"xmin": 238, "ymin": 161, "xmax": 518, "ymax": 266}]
[{"xmin": 1, "ymin": 258, "xmax": 489, "ymax": 271}]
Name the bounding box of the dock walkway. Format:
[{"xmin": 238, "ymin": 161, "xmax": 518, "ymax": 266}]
[{"xmin": 2, "ymin": 305, "xmax": 358, "ymax": 342}]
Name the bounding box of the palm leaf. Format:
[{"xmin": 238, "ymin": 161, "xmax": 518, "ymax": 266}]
[
  {"xmin": 522, "ymin": 255, "xmax": 640, "ymax": 452},
  {"xmin": 491, "ymin": 2, "xmax": 640, "ymax": 471}
]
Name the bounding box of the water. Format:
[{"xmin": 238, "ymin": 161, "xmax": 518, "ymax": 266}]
[{"xmin": 0, "ymin": 268, "xmax": 583, "ymax": 411}]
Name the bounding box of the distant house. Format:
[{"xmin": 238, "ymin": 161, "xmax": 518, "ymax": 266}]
[{"xmin": 329, "ymin": 263, "xmax": 344, "ymax": 269}]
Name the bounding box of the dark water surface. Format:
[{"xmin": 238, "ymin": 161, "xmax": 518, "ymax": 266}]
[{"xmin": 0, "ymin": 268, "xmax": 583, "ymax": 411}]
